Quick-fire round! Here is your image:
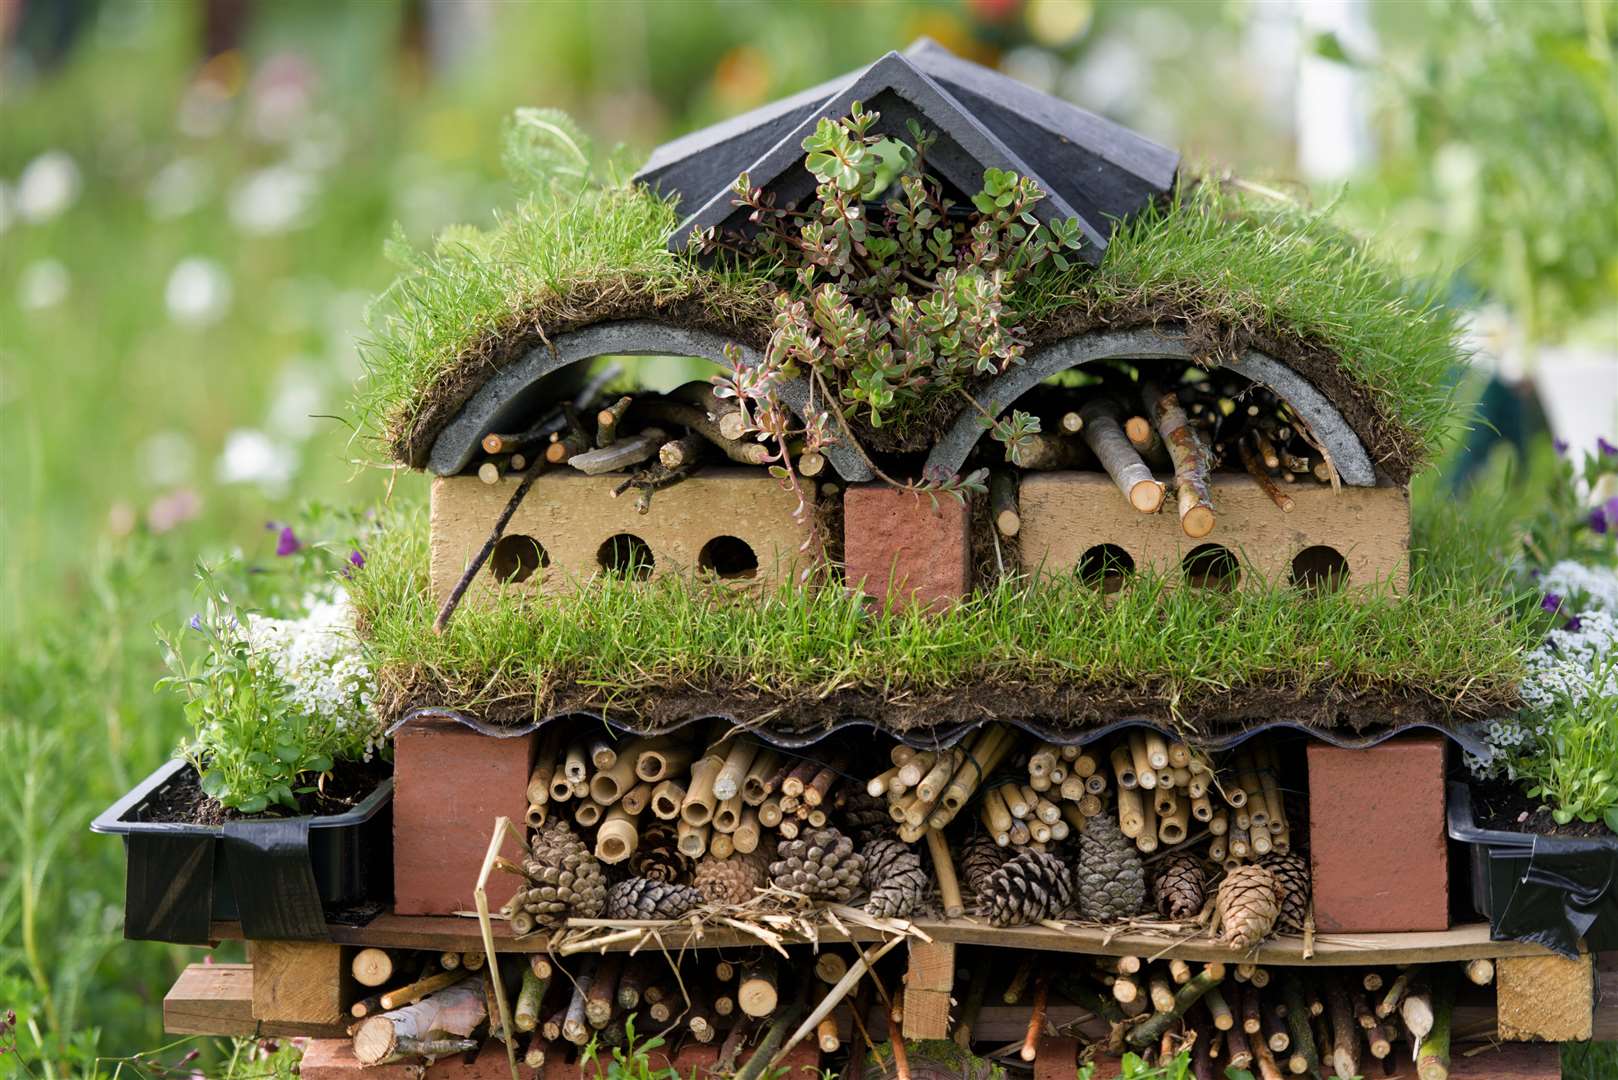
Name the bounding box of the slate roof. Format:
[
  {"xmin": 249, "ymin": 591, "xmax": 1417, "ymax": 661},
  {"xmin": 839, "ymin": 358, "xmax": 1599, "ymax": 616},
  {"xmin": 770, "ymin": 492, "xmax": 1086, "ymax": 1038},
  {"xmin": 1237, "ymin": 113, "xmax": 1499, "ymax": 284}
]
[{"xmin": 635, "ymin": 38, "xmax": 1180, "ymax": 265}]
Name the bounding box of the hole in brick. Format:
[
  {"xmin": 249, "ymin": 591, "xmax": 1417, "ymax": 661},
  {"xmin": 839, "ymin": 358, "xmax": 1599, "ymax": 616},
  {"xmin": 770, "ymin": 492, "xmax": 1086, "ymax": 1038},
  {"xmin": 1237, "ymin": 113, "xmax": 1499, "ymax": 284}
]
[
  {"xmin": 1182, "ymin": 544, "xmax": 1239, "ymax": 591},
  {"xmin": 1077, "ymin": 543, "xmax": 1136, "ymax": 593},
  {"xmin": 597, "ymin": 533, "xmax": 654, "ymax": 580},
  {"xmin": 489, "ymin": 534, "xmax": 548, "ymax": 584},
  {"xmin": 698, "ymin": 535, "xmax": 758, "ymax": 579},
  {"xmin": 1292, "ymin": 545, "xmax": 1349, "ymax": 591}
]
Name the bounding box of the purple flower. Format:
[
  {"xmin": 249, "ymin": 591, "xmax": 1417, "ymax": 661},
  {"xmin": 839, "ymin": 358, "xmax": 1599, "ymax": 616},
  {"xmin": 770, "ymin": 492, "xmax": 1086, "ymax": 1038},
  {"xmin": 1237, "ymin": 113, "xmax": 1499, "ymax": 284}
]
[
  {"xmin": 189, "ymin": 613, "xmax": 203, "ymax": 631},
  {"xmin": 1554, "ymin": 438, "xmax": 1569, "ymax": 456},
  {"xmin": 348, "ymin": 549, "xmax": 365, "ymax": 569},
  {"xmin": 1593, "ymin": 502, "xmax": 1612, "ymax": 535},
  {"xmin": 1541, "ymin": 593, "xmax": 1563, "ymax": 615},
  {"xmin": 1566, "ymin": 615, "xmax": 1583, "ymax": 633},
  {"xmin": 275, "ymin": 524, "xmax": 301, "ymax": 557},
  {"xmin": 1599, "ymin": 436, "xmax": 1617, "ymax": 456}
]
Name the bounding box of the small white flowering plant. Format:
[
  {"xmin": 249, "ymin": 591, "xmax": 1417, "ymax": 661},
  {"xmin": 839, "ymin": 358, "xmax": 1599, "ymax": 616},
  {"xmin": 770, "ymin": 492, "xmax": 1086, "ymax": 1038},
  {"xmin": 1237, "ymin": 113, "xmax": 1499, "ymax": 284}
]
[
  {"xmin": 1466, "ymin": 440, "xmax": 1618, "ymax": 831},
  {"xmin": 158, "ymin": 509, "xmax": 381, "ymax": 815}
]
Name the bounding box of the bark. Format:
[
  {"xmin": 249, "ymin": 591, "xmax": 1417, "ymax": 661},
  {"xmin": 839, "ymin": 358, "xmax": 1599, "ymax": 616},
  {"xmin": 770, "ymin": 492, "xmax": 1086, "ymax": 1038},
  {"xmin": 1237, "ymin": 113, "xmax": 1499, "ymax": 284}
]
[
  {"xmin": 1080, "ymin": 398, "xmax": 1163, "ymax": 511},
  {"xmin": 352, "ymin": 980, "xmax": 482, "ymax": 1065},
  {"xmin": 990, "ymin": 470, "xmax": 1020, "ymax": 537},
  {"xmin": 632, "ymin": 399, "xmax": 771, "ymax": 466},
  {"xmin": 1127, "ymin": 966, "xmax": 1226, "ymax": 1047},
  {"xmin": 1416, "ymin": 974, "xmax": 1453, "ymax": 1080},
  {"xmin": 1326, "ymin": 975, "xmax": 1360, "ymax": 1080},
  {"xmin": 514, "ymin": 964, "xmax": 549, "ymax": 1032},
  {"xmin": 1144, "ymin": 383, "xmax": 1216, "ymax": 537},
  {"xmin": 595, "ymin": 395, "xmax": 633, "ymax": 448},
  {"xmin": 566, "ymin": 427, "xmax": 666, "ymax": 475}
]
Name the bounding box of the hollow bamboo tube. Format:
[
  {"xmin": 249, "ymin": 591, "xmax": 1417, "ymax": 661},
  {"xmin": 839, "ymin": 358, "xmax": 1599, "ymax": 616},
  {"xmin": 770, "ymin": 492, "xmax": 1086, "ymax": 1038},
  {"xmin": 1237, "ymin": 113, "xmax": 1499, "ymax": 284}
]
[
  {"xmin": 734, "ymin": 808, "xmax": 761, "ymax": 854},
  {"xmin": 1171, "ymin": 766, "xmax": 1193, "ymax": 789},
  {"xmin": 712, "ymin": 739, "xmax": 759, "ymax": 802},
  {"xmin": 595, "ymin": 805, "xmax": 639, "ymax": 864},
  {"xmin": 1154, "ymin": 786, "xmax": 1178, "ymax": 818},
  {"xmin": 1144, "ymin": 731, "xmax": 1170, "ymax": 770},
  {"xmin": 1074, "ymin": 750, "xmax": 1099, "ymax": 777},
  {"xmin": 527, "ymin": 729, "xmax": 562, "ymax": 806},
  {"xmin": 1086, "ymin": 772, "xmax": 1108, "ymax": 795},
  {"xmin": 1117, "ymin": 783, "xmax": 1146, "ymax": 837},
  {"xmin": 645, "ymin": 777, "xmax": 687, "ymax": 820},
  {"xmin": 563, "ymin": 741, "xmax": 588, "ymax": 784},
  {"xmin": 1034, "ymin": 796, "xmax": 1061, "ymax": 825},
  {"xmin": 1160, "ymin": 794, "xmax": 1190, "ymax": 845},
  {"xmin": 1168, "ymin": 741, "xmax": 1192, "ymax": 768},
  {"xmin": 897, "ymin": 751, "xmax": 936, "ymax": 790},
  {"xmin": 942, "ymin": 725, "xmax": 1013, "ymax": 813},
  {"xmin": 681, "ymin": 751, "xmax": 725, "ymax": 826},
  {"xmin": 635, "ymin": 744, "xmax": 693, "ymax": 784},
  {"xmin": 1028, "ymin": 743, "xmax": 1058, "ymax": 779},
  {"xmin": 1187, "ymin": 770, "xmax": 1210, "ymax": 800},
  {"xmin": 573, "ymin": 800, "xmax": 602, "ymax": 827},
  {"xmin": 713, "ymin": 794, "xmax": 743, "ymax": 834},
  {"xmin": 1030, "ymin": 820, "xmax": 1052, "ymax": 844},
  {"xmin": 1209, "ymin": 835, "xmax": 1227, "ymax": 863},
  {"xmin": 1251, "ymin": 828, "xmax": 1273, "ymax": 856},
  {"xmin": 1209, "ymin": 808, "xmax": 1229, "ymax": 836},
  {"xmin": 1111, "ymin": 744, "xmax": 1139, "ymax": 789},
  {"xmin": 526, "ymin": 803, "xmax": 548, "ymax": 828},
  {"xmin": 620, "ymin": 781, "xmax": 653, "ymax": 816},
  {"xmin": 916, "ymin": 750, "xmax": 959, "ymax": 805},
  {"xmin": 1077, "ymin": 793, "xmax": 1103, "ymax": 817},
  {"xmin": 1003, "ymin": 783, "xmax": 1030, "ymax": 819},
  {"xmin": 741, "ymin": 749, "xmax": 780, "ymax": 805},
  {"xmin": 1080, "ymin": 398, "xmax": 1164, "ymax": 513},
  {"xmin": 1229, "ymin": 827, "xmax": 1250, "ymax": 860},
  {"xmin": 589, "ymin": 738, "xmax": 617, "ymax": 771},
  {"xmin": 1129, "ymin": 731, "xmax": 1157, "ymax": 790},
  {"xmin": 866, "ymin": 766, "xmax": 899, "ymax": 798},
  {"xmin": 1060, "ymin": 775, "xmax": 1087, "ymax": 801},
  {"xmin": 1156, "ymin": 767, "xmax": 1176, "ymax": 789},
  {"xmin": 589, "ymin": 751, "xmax": 639, "ymax": 806},
  {"xmin": 676, "ymin": 819, "xmax": 709, "ymax": 859},
  {"xmin": 1137, "ymin": 796, "xmax": 1159, "ymax": 849},
  {"xmin": 549, "ymin": 758, "xmax": 575, "ymax": 803},
  {"xmin": 982, "ymin": 786, "xmax": 1014, "ymax": 843}
]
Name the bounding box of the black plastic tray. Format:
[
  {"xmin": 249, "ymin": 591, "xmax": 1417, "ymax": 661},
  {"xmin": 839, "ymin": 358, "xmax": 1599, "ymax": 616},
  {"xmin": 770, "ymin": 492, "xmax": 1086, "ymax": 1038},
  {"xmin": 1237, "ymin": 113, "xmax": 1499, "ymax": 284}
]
[
  {"xmin": 1446, "ymin": 781, "xmax": 1617, "ymax": 957},
  {"xmin": 92, "ymin": 757, "xmax": 392, "ymax": 944}
]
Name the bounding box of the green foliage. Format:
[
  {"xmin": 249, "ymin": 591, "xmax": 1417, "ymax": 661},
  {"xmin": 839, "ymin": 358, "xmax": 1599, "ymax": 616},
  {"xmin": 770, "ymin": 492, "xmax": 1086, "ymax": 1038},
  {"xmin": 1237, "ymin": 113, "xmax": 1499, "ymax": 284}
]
[
  {"xmin": 1513, "ymin": 444, "xmax": 1618, "ymax": 587},
  {"xmin": 1082, "ymin": 180, "xmax": 1467, "ymax": 472},
  {"xmin": 579, "ymin": 1016, "xmax": 679, "ymax": 1080},
  {"xmin": 156, "ymin": 512, "xmax": 381, "ymax": 814},
  {"xmin": 1077, "ymin": 1049, "xmax": 1193, "ymax": 1079},
  {"xmin": 704, "ymin": 104, "xmax": 1083, "ymax": 470},
  {"xmin": 351, "ymin": 495, "xmax": 1531, "ymax": 727},
  {"xmin": 1350, "ymin": 0, "xmax": 1618, "ymax": 342}
]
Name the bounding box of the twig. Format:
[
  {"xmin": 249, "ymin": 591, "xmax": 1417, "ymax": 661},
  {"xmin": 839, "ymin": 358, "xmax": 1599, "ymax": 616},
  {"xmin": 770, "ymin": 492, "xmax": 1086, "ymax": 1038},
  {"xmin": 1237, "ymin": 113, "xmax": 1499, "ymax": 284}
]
[{"xmin": 433, "ymin": 463, "xmax": 546, "ymax": 634}]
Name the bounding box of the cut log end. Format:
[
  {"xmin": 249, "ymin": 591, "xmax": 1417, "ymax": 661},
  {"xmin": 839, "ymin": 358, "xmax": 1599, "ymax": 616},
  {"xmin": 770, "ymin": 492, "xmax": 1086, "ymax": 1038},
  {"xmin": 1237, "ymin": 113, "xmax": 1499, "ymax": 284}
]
[
  {"xmin": 1181, "ymin": 504, "xmax": 1216, "ymax": 538},
  {"xmin": 1129, "ymin": 479, "xmax": 1166, "ymax": 513}
]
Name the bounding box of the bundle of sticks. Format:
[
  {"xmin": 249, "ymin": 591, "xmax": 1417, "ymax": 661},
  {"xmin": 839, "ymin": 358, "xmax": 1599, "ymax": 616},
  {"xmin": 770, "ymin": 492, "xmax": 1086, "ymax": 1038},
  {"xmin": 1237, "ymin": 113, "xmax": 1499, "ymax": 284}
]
[
  {"xmin": 1000, "ymin": 367, "xmax": 1338, "ymax": 534},
  {"xmin": 1105, "ymin": 729, "xmax": 1229, "ymax": 856},
  {"xmin": 524, "ymin": 723, "xmax": 847, "ymax": 863},
  {"xmin": 473, "ymin": 378, "xmax": 810, "ymax": 514},
  {"xmin": 863, "ymin": 725, "xmax": 1016, "ymax": 843}
]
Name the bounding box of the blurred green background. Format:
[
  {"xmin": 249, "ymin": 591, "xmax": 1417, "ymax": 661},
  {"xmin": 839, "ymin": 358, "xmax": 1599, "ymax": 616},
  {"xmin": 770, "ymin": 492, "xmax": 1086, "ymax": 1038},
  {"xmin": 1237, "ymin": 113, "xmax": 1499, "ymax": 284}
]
[{"xmin": 1, "ymin": 0, "xmax": 1613, "ymax": 1074}]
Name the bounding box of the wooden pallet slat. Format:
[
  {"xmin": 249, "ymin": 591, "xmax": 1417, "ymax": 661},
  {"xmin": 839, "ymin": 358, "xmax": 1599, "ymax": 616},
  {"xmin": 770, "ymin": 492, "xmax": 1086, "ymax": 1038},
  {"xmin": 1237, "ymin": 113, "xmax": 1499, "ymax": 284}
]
[{"xmin": 164, "ymin": 963, "xmax": 348, "ymax": 1039}]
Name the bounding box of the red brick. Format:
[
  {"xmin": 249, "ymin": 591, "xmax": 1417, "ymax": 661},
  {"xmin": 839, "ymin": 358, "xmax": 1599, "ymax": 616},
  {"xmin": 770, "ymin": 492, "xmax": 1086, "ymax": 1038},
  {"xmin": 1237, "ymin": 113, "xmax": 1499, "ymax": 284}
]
[
  {"xmin": 298, "ymin": 1039, "xmax": 417, "ymax": 1080},
  {"xmin": 1306, "ymin": 734, "xmax": 1449, "ymax": 932},
  {"xmin": 581, "ymin": 1043, "xmax": 718, "ymax": 1078},
  {"xmin": 394, "ymin": 717, "xmax": 534, "ymax": 916},
  {"xmin": 750, "ymin": 1040, "xmax": 820, "ymax": 1077},
  {"xmin": 843, "ymin": 484, "xmax": 972, "ymax": 612},
  {"xmin": 1034, "ymin": 1035, "xmax": 1080, "ymax": 1080},
  {"xmin": 426, "ymin": 1042, "xmax": 522, "ymax": 1079},
  {"xmin": 1382, "ymin": 1042, "xmax": 1561, "ymax": 1078}
]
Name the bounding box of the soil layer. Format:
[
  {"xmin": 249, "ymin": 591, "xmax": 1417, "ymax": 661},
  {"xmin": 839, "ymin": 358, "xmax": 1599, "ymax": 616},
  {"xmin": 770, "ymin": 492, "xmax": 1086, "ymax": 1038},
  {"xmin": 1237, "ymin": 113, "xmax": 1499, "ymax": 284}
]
[
  {"xmin": 1468, "ymin": 777, "xmax": 1616, "ymax": 840},
  {"xmin": 140, "ymin": 758, "xmax": 392, "ymax": 826}
]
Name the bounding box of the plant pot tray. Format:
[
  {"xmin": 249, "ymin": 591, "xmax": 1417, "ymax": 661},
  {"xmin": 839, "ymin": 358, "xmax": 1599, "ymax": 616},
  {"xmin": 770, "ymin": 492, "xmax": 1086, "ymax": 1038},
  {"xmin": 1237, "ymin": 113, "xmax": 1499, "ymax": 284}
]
[
  {"xmin": 92, "ymin": 757, "xmax": 393, "ymax": 944},
  {"xmin": 1447, "ymin": 781, "xmax": 1618, "ymax": 956}
]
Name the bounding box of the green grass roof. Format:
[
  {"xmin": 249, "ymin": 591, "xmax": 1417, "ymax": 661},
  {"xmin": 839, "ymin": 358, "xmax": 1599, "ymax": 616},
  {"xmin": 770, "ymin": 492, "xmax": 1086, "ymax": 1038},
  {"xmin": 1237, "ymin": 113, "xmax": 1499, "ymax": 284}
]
[
  {"xmin": 350, "ymin": 492, "xmax": 1529, "ymax": 740},
  {"xmin": 356, "ymin": 180, "xmax": 1466, "ymax": 483}
]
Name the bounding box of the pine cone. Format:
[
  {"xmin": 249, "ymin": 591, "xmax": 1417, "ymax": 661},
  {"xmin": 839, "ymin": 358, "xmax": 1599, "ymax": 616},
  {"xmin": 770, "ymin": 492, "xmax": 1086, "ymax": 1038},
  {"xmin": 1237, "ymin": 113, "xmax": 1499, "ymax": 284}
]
[
  {"xmin": 836, "ymin": 788, "xmax": 895, "ymax": 844},
  {"xmin": 1216, "ymin": 864, "xmax": 1281, "ymax": 949},
  {"xmin": 1258, "ymin": 852, "xmax": 1310, "ymax": 933},
  {"xmin": 1075, "ymin": 813, "xmax": 1146, "ymax": 922},
  {"xmin": 960, "ymin": 830, "xmax": 1008, "ymax": 906},
  {"xmin": 1152, "ymin": 850, "xmax": 1208, "ymax": 920},
  {"xmin": 692, "ymin": 852, "xmax": 767, "ymax": 907},
  {"xmin": 769, "ymin": 826, "xmax": 865, "ymax": 903},
  {"xmin": 604, "ymin": 877, "xmax": 703, "ymax": 921},
  {"xmin": 983, "ymin": 849, "xmax": 1073, "ymax": 927},
  {"xmin": 862, "ymin": 837, "xmax": 928, "ymax": 919},
  {"xmin": 523, "ymin": 819, "xmax": 607, "ymax": 927},
  {"xmin": 629, "ymin": 822, "xmax": 689, "ymax": 884}
]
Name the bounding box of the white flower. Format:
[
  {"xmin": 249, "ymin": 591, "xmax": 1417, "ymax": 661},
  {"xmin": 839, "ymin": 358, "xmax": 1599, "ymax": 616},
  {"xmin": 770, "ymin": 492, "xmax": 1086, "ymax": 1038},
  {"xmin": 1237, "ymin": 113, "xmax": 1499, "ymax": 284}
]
[
  {"xmin": 166, "ymin": 257, "xmax": 232, "ymax": 326},
  {"xmin": 216, "ymin": 428, "xmax": 296, "ymax": 496},
  {"xmin": 17, "ymin": 258, "xmax": 69, "ymax": 310},
  {"xmin": 16, "ymin": 151, "xmax": 81, "ymax": 223},
  {"xmin": 1520, "ymin": 608, "xmax": 1618, "ymax": 710},
  {"xmin": 229, "ymin": 164, "xmax": 315, "ymax": 235},
  {"xmin": 147, "ymin": 157, "xmax": 211, "ymax": 220},
  {"xmin": 1541, "ymin": 560, "xmax": 1618, "ymax": 614},
  {"xmin": 234, "ymin": 588, "xmax": 374, "ymax": 733},
  {"xmin": 266, "ymin": 362, "xmax": 326, "ymax": 440}
]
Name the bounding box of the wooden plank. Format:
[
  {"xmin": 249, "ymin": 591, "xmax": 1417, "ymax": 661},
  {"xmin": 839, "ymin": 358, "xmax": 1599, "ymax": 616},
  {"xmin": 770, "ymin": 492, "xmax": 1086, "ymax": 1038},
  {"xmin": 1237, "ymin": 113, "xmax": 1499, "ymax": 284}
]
[
  {"xmin": 1498, "ymin": 953, "xmax": 1593, "ymax": 1042},
  {"xmin": 906, "ymin": 941, "xmax": 955, "ymax": 992},
  {"xmin": 209, "ymin": 914, "xmax": 1560, "ymax": 966},
  {"xmin": 164, "ymin": 964, "xmax": 348, "ymax": 1039},
  {"xmin": 252, "ymin": 941, "xmax": 347, "ymax": 1025},
  {"xmin": 1594, "ymin": 950, "xmax": 1617, "ymax": 1041},
  {"xmin": 900, "ymin": 987, "xmax": 952, "ymax": 1040}
]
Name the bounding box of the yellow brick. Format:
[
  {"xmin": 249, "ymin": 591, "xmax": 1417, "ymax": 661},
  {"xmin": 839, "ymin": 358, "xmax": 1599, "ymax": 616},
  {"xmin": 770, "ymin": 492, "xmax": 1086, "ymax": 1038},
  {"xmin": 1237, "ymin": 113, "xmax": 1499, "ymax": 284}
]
[{"xmin": 1016, "ymin": 472, "xmax": 1408, "ymax": 592}]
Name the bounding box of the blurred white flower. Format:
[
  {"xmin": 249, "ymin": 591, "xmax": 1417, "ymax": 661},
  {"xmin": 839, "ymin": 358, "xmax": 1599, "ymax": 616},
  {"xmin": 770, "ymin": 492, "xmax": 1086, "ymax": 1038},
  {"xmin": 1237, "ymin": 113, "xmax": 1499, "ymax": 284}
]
[
  {"xmin": 147, "ymin": 157, "xmax": 211, "ymax": 220},
  {"xmin": 166, "ymin": 257, "xmax": 233, "ymax": 326},
  {"xmin": 266, "ymin": 361, "xmax": 326, "ymax": 440},
  {"xmin": 137, "ymin": 429, "xmax": 197, "ymax": 487},
  {"xmin": 229, "ymin": 164, "xmax": 316, "ymax": 235},
  {"xmin": 16, "ymin": 150, "xmax": 81, "ymax": 223},
  {"xmin": 1541, "ymin": 560, "xmax": 1618, "ymax": 614},
  {"xmin": 17, "ymin": 258, "xmax": 70, "ymax": 310},
  {"xmin": 216, "ymin": 428, "xmax": 296, "ymax": 496}
]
